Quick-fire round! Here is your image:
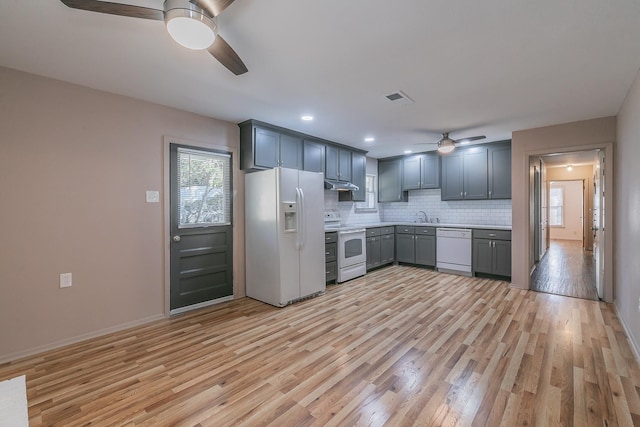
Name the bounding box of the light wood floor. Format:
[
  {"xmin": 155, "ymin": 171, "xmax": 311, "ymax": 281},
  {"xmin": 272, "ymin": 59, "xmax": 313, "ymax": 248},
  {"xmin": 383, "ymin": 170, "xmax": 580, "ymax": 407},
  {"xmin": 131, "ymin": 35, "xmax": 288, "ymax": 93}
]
[
  {"xmin": 531, "ymin": 239, "xmax": 599, "ymax": 300},
  {"xmin": 2, "ymin": 266, "xmax": 639, "ymax": 426}
]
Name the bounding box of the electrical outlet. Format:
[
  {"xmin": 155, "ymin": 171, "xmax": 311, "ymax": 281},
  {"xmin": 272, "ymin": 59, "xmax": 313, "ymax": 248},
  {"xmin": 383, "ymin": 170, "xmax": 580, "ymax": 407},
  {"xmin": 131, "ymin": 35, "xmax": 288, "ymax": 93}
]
[
  {"xmin": 60, "ymin": 273, "xmax": 72, "ymax": 288},
  {"xmin": 146, "ymin": 191, "xmax": 160, "ymax": 203}
]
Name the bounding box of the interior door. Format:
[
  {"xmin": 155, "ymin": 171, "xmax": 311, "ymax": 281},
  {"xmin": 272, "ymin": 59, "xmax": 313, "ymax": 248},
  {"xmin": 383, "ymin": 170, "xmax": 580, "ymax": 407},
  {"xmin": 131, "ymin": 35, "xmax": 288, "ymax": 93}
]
[
  {"xmin": 170, "ymin": 144, "xmax": 233, "ymax": 312},
  {"xmin": 533, "ymin": 165, "xmax": 541, "ymax": 262},
  {"xmin": 593, "ymin": 152, "xmax": 605, "ymax": 299}
]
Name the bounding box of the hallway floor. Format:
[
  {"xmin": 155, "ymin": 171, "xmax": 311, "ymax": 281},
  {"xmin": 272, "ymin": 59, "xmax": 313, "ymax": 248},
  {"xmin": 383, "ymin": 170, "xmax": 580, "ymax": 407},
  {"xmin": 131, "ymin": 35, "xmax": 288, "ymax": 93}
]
[{"xmin": 531, "ymin": 239, "xmax": 599, "ymax": 300}]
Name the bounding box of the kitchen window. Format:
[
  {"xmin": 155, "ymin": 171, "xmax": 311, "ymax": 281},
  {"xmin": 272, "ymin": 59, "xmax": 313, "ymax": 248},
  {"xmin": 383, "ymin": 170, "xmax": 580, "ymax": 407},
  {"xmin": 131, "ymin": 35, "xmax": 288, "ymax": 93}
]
[
  {"xmin": 549, "ymin": 183, "xmax": 564, "ymax": 227},
  {"xmin": 355, "ymin": 174, "xmax": 377, "ymax": 212}
]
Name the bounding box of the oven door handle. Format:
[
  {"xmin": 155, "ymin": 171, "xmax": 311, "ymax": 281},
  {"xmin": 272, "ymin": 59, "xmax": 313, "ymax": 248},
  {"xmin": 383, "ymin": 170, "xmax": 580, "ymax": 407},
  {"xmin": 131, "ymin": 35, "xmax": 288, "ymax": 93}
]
[{"xmin": 339, "ymin": 229, "xmax": 366, "ymax": 235}]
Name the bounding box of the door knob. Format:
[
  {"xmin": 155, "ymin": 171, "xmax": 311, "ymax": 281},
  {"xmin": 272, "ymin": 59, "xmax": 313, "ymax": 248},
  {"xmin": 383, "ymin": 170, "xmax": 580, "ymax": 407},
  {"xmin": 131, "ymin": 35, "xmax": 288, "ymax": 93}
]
[{"xmin": 172, "ymin": 235, "xmax": 181, "ymax": 242}]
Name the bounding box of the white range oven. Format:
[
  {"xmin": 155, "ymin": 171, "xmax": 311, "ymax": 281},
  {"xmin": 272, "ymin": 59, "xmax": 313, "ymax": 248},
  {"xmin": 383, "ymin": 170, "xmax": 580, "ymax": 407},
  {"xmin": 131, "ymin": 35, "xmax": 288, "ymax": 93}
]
[{"xmin": 337, "ymin": 228, "xmax": 367, "ymax": 283}]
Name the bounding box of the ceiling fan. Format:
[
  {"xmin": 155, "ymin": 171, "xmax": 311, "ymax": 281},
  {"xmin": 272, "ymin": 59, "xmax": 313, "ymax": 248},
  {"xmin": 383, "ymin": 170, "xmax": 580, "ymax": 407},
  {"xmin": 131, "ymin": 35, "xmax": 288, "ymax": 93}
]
[
  {"xmin": 417, "ymin": 132, "xmax": 486, "ymax": 154},
  {"xmin": 59, "ymin": 0, "xmax": 248, "ymax": 75}
]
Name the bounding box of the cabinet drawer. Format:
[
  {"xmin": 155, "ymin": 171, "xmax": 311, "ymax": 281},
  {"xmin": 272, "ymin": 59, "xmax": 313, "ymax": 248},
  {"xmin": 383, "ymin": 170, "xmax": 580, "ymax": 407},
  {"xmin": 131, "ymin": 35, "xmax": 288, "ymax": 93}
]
[
  {"xmin": 325, "ymin": 232, "xmax": 338, "ymax": 243},
  {"xmin": 396, "ymin": 226, "xmax": 415, "ymax": 235},
  {"xmin": 325, "ymin": 261, "xmax": 337, "ymax": 282},
  {"xmin": 325, "ymin": 242, "xmax": 337, "ymax": 262},
  {"xmin": 366, "ymin": 228, "xmax": 381, "ymax": 237},
  {"xmin": 415, "ymin": 227, "xmax": 436, "ymax": 236},
  {"xmin": 380, "ymin": 226, "xmax": 395, "ymax": 235},
  {"xmin": 473, "ymin": 229, "xmax": 511, "ymax": 240}
]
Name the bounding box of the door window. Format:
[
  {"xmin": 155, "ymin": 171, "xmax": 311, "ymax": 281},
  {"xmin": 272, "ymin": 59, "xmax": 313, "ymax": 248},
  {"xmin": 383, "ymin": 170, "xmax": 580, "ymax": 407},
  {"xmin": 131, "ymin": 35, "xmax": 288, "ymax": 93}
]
[{"xmin": 177, "ymin": 148, "xmax": 231, "ymax": 227}]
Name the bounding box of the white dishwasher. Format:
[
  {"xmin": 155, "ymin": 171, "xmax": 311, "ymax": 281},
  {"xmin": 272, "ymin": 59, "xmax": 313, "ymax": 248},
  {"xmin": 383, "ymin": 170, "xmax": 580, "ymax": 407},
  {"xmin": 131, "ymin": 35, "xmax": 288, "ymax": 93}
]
[{"xmin": 436, "ymin": 228, "xmax": 472, "ymax": 276}]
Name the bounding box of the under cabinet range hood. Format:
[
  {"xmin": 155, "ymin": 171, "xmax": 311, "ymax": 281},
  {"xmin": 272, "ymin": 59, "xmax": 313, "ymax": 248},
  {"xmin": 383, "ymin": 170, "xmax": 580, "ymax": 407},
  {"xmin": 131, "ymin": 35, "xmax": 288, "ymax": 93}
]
[{"xmin": 324, "ymin": 180, "xmax": 359, "ymax": 192}]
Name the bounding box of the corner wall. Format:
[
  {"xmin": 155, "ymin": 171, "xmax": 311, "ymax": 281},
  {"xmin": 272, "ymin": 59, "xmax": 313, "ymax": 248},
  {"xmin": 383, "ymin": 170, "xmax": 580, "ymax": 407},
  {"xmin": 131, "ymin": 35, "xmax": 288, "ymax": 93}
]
[
  {"xmin": 0, "ymin": 67, "xmax": 243, "ymax": 362},
  {"xmin": 511, "ymin": 117, "xmax": 615, "ymax": 298},
  {"xmin": 615, "ymin": 67, "xmax": 640, "ymax": 354}
]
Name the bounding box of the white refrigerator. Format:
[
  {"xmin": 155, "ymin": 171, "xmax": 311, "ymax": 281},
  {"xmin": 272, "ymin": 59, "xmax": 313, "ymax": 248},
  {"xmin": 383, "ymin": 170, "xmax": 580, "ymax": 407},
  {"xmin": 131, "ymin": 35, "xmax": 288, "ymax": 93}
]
[{"xmin": 245, "ymin": 168, "xmax": 325, "ymax": 307}]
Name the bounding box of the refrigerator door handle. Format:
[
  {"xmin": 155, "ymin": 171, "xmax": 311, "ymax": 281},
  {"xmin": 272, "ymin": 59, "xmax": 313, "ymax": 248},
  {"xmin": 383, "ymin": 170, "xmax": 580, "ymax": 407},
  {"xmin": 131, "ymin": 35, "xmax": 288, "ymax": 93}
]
[
  {"xmin": 299, "ymin": 187, "xmax": 305, "ymax": 250},
  {"xmin": 295, "ymin": 187, "xmax": 302, "ymax": 250}
]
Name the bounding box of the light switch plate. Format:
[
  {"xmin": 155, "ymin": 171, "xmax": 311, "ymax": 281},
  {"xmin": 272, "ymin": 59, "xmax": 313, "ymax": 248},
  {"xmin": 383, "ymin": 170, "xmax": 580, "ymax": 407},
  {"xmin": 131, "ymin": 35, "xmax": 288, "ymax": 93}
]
[
  {"xmin": 146, "ymin": 191, "xmax": 160, "ymax": 203},
  {"xmin": 60, "ymin": 273, "xmax": 72, "ymax": 288}
]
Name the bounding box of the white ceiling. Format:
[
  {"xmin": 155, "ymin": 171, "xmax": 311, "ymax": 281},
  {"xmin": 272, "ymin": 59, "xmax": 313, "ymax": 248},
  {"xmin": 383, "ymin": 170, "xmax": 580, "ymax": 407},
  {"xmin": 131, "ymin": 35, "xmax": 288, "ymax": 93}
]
[
  {"xmin": 1, "ymin": 0, "xmax": 640, "ymax": 158},
  {"xmin": 542, "ymin": 150, "xmax": 600, "ymax": 168}
]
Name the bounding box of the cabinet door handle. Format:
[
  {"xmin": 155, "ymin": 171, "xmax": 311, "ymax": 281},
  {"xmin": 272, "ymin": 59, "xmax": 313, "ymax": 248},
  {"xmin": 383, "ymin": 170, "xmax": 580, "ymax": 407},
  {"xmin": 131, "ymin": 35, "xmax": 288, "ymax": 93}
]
[
  {"xmin": 460, "ymin": 192, "xmax": 463, "ymax": 197},
  {"xmin": 325, "ymin": 251, "xmax": 330, "ymax": 255},
  {"xmin": 489, "ymin": 233, "xmax": 496, "ymax": 237},
  {"xmin": 489, "ymin": 190, "xmax": 492, "ymax": 197},
  {"xmin": 464, "ymin": 192, "xmax": 467, "ymax": 197}
]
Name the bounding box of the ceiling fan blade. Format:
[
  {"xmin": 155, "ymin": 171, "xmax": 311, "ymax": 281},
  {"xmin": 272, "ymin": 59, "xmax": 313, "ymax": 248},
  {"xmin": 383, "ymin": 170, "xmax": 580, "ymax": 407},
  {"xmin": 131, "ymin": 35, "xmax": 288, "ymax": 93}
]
[
  {"xmin": 195, "ymin": 0, "xmax": 236, "ymax": 17},
  {"xmin": 456, "ymin": 135, "xmax": 486, "ymax": 143},
  {"xmin": 59, "ymin": 0, "xmax": 163, "ymax": 20},
  {"xmin": 208, "ymin": 35, "xmax": 248, "ymax": 75}
]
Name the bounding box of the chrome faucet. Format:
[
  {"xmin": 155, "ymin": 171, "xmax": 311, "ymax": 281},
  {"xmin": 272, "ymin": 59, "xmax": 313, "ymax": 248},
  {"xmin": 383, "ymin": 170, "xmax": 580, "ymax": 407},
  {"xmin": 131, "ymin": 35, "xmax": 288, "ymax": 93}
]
[{"xmin": 416, "ymin": 211, "xmax": 428, "ymax": 223}]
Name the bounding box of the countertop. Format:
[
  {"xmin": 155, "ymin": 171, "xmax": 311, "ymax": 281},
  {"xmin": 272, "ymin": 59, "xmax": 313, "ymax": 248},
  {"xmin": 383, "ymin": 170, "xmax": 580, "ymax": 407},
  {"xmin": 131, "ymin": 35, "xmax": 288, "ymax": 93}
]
[{"xmin": 324, "ymin": 222, "xmax": 512, "ymax": 232}]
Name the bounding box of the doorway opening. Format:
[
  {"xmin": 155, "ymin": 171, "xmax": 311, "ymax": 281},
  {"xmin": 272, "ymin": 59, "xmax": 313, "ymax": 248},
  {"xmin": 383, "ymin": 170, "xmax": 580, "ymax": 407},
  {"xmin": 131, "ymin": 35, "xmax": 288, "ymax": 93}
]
[{"xmin": 529, "ymin": 150, "xmax": 605, "ymax": 300}]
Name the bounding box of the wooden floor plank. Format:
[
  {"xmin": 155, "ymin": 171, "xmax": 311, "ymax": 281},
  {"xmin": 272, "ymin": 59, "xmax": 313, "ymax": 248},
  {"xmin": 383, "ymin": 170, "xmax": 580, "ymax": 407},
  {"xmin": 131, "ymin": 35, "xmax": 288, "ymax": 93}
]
[{"xmin": 1, "ymin": 265, "xmax": 639, "ymax": 426}]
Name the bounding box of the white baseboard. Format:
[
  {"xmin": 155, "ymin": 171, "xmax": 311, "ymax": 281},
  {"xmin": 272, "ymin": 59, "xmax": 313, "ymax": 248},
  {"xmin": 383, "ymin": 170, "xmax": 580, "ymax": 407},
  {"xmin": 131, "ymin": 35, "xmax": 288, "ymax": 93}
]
[
  {"xmin": 0, "ymin": 314, "xmax": 165, "ymax": 365},
  {"xmin": 613, "ymin": 302, "xmax": 640, "ymax": 363}
]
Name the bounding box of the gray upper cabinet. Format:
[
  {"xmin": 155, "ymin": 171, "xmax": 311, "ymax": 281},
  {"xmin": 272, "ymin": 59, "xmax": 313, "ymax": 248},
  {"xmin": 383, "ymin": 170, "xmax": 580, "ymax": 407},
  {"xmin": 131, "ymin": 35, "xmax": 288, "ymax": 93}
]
[
  {"xmin": 351, "ymin": 152, "xmax": 366, "ymax": 202},
  {"xmin": 402, "ymin": 153, "xmax": 440, "ymax": 191},
  {"xmin": 253, "ymin": 127, "xmax": 280, "ymax": 169},
  {"xmin": 279, "ymin": 134, "xmax": 303, "ymax": 169},
  {"xmin": 441, "ymin": 147, "xmax": 488, "ymax": 200},
  {"xmin": 240, "ymin": 120, "xmax": 367, "ymax": 175},
  {"xmin": 441, "ymin": 152, "xmax": 464, "ymax": 200},
  {"xmin": 240, "ymin": 121, "xmax": 302, "ymax": 170},
  {"xmin": 326, "ymin": 146, "xmax": 352, "ymax": 182},
  {"xmin": 463, "ymin": 148, "xmax": 488, "ymax": 199},
  {"xmin": 303, "ymin": 140, "xmax": 325, "ymax": 173},
  {"xmin": 402, "ymin": 156, "xmax": 422, "ymax": 190},
  {"xmin": 488, "ymin": 143, "xmax": 511, "ymax": 199},
  {"xmin": 421, "ymin": 153, "xmax": 440, "ymax": 189},
  {"xmin": 378, "ymin": 159, "xmax": 407, "ymax": 202}
]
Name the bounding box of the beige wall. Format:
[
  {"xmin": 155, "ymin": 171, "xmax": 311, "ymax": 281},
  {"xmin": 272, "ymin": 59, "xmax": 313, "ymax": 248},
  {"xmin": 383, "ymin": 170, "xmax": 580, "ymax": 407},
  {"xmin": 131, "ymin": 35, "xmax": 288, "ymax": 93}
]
[
  {"xmin": 615, "ymin": 67, "xmax": 640, "ymax": 354},
  {"xmin": 547, "ymin": 165, "xmax": 595, "ymax": 246},
  {"xmin": 511, "ymin": 117, "xmax": 615, "ymax": 301},
  {"xmin": 548, "ymin": 180, "xmax": 583, "ymax": 241},
  {"xmin": 0, "ymin": 67, "xmax": 244, "ymax": 362}
]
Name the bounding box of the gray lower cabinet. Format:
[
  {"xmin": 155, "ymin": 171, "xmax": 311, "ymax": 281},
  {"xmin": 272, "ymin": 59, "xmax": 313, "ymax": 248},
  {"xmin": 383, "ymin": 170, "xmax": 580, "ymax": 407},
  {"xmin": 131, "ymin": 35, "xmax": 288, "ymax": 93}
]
[
  {"xmin": 402, "ymin": 153, "xmax": 440, "ymax": 190},
  {"xmin": 378, "ymin": 159, "xmax": 407, "ymax": 202},
  {"xmin": 303, "ymin": 140, "xmax": 325, "ymax": 173},
  {"xmin": 366, "ymin": 227, "xmax": 395, "ymax": 270},
  {"xmin": 380, "ymin": 234, "xmax": 395, "ymax": 265},
  {"xmin": 366, "ymin": 236, "xmax": 381, "ymax": 270},
  {"xmin": 395, "ymin": 226, "xmax": 436, "ymax": 266},
  {"xmin": 472, "ymin": 229, "xmax": 511, "ymax": 278},
  {"xmin": 325, "ymin": 232, "xmax": 338, "ymax": 282}
]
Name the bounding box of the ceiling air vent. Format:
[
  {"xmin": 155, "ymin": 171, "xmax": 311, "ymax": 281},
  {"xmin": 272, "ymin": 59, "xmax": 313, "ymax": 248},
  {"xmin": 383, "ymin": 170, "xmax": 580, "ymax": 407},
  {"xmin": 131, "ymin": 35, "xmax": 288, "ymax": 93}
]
[{"xmin": 384, "ymin": 90, "xmax": 414, "ymax": 105}]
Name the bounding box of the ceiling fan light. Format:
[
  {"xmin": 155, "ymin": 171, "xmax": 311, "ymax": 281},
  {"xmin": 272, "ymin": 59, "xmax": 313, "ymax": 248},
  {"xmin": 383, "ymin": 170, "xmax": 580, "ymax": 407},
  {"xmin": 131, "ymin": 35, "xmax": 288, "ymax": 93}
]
[
  {"xmin": 437, "ymin": 138, "xmax": 455, "ymax": 154},
  {"xmin": 165, "ymin": 8, "xmax": 216, "ymax": 50}
]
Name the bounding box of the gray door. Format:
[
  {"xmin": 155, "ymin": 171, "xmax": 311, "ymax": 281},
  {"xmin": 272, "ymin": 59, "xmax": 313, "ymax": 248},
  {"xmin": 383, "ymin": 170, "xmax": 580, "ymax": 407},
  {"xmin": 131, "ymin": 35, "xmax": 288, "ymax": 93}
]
[{"xmin": 170, "ymin": 144, "xmax": 233, "ymax": 312}]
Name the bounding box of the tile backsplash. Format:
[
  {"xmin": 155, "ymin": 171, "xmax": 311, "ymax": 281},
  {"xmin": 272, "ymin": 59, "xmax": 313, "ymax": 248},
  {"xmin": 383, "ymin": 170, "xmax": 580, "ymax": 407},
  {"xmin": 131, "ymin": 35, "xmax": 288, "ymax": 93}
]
[
  {"xmin": 325, "ymin": 188, "xmax": 512, "ymax": 226},
  {"xmin": 324, "ymin": 191, "xmax": 382, "ymax": 224},
  {"xmin": 380, "ymin": 188, "xmax": 512, "ymax": 225}
]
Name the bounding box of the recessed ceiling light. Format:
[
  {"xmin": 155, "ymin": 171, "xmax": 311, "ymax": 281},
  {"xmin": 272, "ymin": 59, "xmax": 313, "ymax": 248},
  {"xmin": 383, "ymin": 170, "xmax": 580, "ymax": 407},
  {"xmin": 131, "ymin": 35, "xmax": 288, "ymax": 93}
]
[
  {"xmin": 364, "ymin": 137, "xmax": 375, "ymax": 142},
  {"xmin": 404, "ymin": 150, "xmax": 412, "ymax": 154},
  {"xmin": 301, "ymin": 115, "xmax": 314, "ymax": 121}
]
